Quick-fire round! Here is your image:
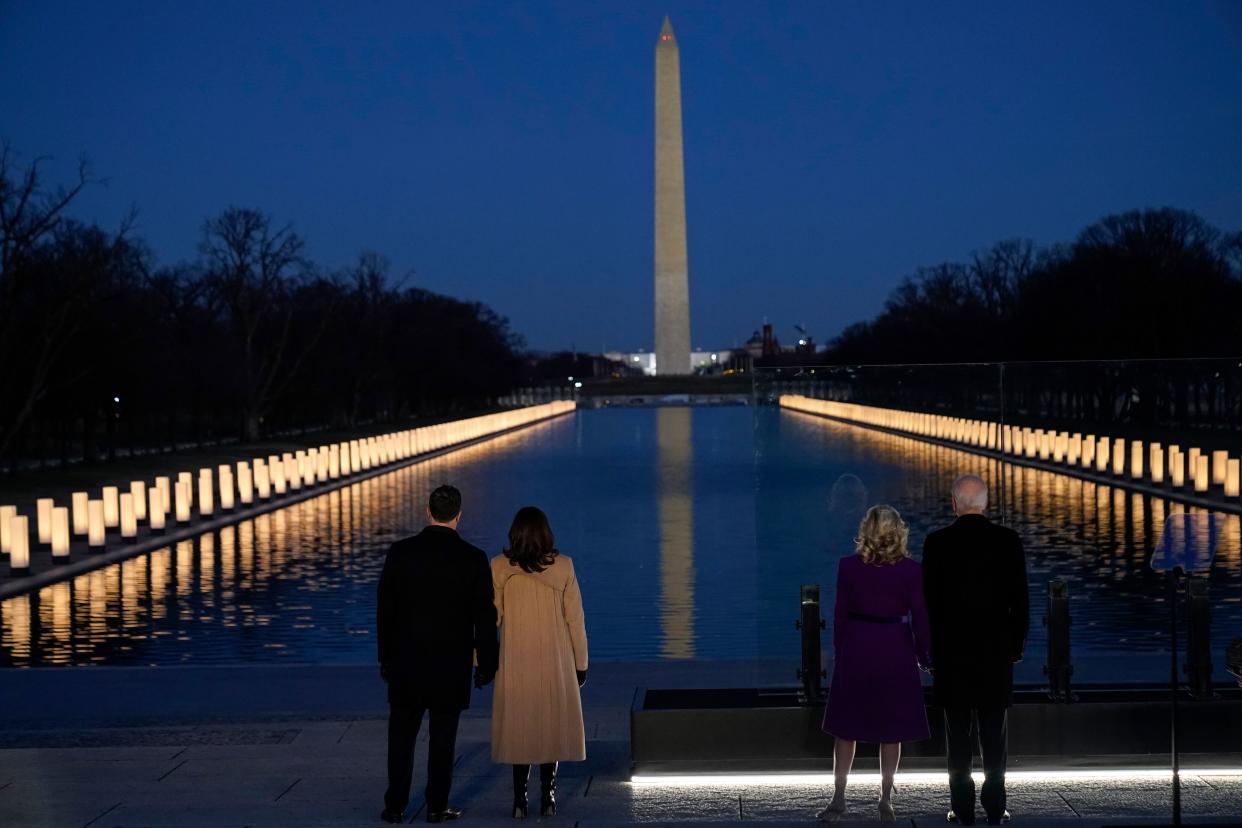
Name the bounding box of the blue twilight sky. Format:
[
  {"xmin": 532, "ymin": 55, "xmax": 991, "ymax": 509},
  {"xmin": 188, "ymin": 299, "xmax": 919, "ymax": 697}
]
[{"xmin": 2, "ymin": 1, "xmax": 1240, "ymax": 352}]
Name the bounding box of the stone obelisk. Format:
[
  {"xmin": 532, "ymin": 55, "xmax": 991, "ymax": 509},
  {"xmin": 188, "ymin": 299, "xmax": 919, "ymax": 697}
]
[{"xmin": 654, "ymin": 16, "xmax": 691, "ymax": 375}]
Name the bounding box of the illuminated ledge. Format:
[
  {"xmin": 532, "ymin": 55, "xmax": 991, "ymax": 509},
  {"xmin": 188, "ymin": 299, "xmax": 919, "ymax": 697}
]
[
  {"xmin": 629, "ymin": 687, "xmax": 1242, "ymax": 771},
  {"xmin": 0, "ymin": 403, "xmax": 577, "ymax": 599},
  {"xmin": 630, "ymin": 769, "xmax": 1242, "ymax": 787},
  {"xmin": 779, "ymin": 395, "xmax": 1242, "ymax": 515}
]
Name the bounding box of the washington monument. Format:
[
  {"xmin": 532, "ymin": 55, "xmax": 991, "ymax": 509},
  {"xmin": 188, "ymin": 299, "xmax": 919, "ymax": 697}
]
[{"xmin": 654, "ymin": 16, "xmax": 691, "ymax": 375}]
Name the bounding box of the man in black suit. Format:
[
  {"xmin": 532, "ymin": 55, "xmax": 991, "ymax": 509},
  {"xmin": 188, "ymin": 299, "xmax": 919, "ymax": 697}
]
[
  {"xmin": 922, "ymin": 475, "xmax": 1029, "ymax": 826},
  {"xmin": 377, "ymin": 484, "xmax": 499, "ymax": 824}
]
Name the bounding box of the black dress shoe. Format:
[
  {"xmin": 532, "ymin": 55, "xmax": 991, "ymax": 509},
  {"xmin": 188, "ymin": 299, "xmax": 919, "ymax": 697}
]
[
  {"xmin": 380, "ymin": 808, "xmax": 405, "ymax": 824},
  {"xmin": 427, "ymin": 806, "xmax": 462, "ymax": 823},
  {"xmin": 948, "ymin": 810, "xmax": 976, "ymax": 825},
  {"xmin": 986, "ymin": 810, "xmax": 1011, "ymax": 825}
]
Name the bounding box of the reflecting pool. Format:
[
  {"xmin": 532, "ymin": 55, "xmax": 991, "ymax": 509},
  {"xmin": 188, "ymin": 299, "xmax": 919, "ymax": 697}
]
[{"xmin": 1, "ymin": 407, "xmax": 1239, "ymax": 681}]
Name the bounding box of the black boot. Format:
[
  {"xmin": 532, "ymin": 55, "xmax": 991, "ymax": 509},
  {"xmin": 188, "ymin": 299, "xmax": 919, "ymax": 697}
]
[
  {"xmin": 539, "ymin": 762, "xmax": 558, "ymax": 817},
  {"xmin": 512, "ymin": 764, "xmax": 530, "ymax": 819}
]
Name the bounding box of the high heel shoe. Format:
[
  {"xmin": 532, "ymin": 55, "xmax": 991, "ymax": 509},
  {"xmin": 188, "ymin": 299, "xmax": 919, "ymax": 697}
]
[
  {"xmin": 878, "ymin": 799, "xmax": 896, "ymax": 823},
  {"xmin": 511, "ymin": 764, "xmax": 530, "ymax": 819},
  {"xmin": 539, "ymin": 762, "xmax": 558, "ymax": 817}
]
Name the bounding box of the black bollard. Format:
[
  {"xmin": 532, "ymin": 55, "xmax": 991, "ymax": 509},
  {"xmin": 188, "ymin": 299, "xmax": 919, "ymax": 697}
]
[
  {"xmin": 1043, "ymin": 579, "xmax": 1073, "ymax": 702},
  {"xmin": 1183, "ymin": 576, "xmax": 1214, "ymax": 699},
  {"xmin": 795, "ymin": 584, "xmax": 827, "ymax": 703}
]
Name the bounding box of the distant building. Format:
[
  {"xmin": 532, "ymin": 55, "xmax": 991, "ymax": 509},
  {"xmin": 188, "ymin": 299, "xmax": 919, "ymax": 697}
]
[
  {"xmin": 745, "ymin": 321, "xmax": 822, "ymax": 365},
  {"xmin": 604, "ymin": 348, "xmax": 743, "ymax": 377}
]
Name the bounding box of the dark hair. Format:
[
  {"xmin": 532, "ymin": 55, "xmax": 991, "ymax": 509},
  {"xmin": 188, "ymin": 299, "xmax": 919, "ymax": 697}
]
[
  {"xmin": 504, "ymin": 506, "xmax": 559, "ymax": 573},
  {"xmin": 428, "ymin": 485, "xmax": 462, "ymax": 522}
]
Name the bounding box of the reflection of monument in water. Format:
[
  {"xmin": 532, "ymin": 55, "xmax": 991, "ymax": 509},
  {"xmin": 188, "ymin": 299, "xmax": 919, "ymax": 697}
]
[
  {"xmin": 657, "ymin": 407, "xmax": 695, "ymax": 657},
  {"xmin": 654, "ymin": 17, "xmax": 692, "ymax": 375}
]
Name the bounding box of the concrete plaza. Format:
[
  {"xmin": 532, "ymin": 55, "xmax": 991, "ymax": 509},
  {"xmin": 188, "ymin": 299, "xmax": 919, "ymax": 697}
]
[{"xmin": 0, "ymin": 662, "xmax": 1238, "ymax": 826}]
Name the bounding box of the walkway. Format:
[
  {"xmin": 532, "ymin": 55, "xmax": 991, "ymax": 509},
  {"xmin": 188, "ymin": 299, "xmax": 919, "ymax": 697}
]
[{"xmin": 0, "ymin": 663, "xmax": 1237, "ymax": 826}]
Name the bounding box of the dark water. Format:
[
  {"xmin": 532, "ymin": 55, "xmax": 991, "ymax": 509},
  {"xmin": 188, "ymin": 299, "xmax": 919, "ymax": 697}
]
[{"xmin": 1, "ymin": 407, "xmax": 1238, "ymax": 680}]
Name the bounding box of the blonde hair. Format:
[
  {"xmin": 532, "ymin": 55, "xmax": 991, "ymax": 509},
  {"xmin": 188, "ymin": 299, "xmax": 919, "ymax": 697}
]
[{"xmin": 855, "ymin": 505, "xmax": 910, "ymax": 566}]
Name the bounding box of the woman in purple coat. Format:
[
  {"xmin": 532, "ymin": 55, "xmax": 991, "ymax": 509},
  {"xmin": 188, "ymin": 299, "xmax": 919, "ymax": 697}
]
[{"xmin": 818, "ymin": 505, "xmax": 931, "ymax": 823}]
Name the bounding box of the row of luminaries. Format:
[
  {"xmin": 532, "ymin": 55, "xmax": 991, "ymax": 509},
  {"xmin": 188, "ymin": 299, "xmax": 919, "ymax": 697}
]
[
  {"xmin": 781, "ymin": 395, "xmax": 1242, "ymax": 496},
  {"xmin": 0, "ymin": 402, "xmax": 575, "ymax": 576}
]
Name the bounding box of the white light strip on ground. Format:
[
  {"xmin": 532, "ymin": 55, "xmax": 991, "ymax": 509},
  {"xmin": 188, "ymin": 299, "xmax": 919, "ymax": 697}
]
[{"xmin": 630, "ymin": 769, "xmax": 1242, "ymax": 787}]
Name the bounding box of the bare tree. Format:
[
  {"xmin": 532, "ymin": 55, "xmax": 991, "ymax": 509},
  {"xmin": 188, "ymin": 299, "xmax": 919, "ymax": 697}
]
[
  {"xmin": 970, "ymin": 239, "xmax": 1037, "ymax": 317},
  {"xmin": 198, "ymin": 206, "xmax": 322, "ymax": 441},
  {"xmin": 0, "ymin": 143, "xmax": 93, "ymax": 278},
  {"xmin": 340, "ymin": 251, "xmax": 401, "ymax": 425},
  {"xmin": 0, "ymin": 146, "xmax": 100, "ymax": 461}
]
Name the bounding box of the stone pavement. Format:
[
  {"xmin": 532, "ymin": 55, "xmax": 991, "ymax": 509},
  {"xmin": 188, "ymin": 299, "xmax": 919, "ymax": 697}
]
[{"xmin": 0, "ymin": 663, "xmax": 1238, "ymax": 826}]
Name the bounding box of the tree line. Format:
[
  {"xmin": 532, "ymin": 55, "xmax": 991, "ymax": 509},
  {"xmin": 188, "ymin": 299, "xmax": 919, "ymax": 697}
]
[
  {"xmin": 826, "ymin": 207, "xmax": 1242, "ymax": 363},
  {"xmin": 0, "ymin": 146, "xmax": 525, "ymax": 470},
  {"xmin": 816, "ymin": 208, "xmax": 1242, "ymax": 435}
]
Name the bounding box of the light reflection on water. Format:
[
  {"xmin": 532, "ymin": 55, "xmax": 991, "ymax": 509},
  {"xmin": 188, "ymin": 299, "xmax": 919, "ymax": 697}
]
[
  {"xmin": 764, "ymin": 410, "xmax": 1241, "ymax": 679},
  {"xmin": 0, "ymin": 407, "xmax": 1238, "ymax": 675},
  {"xmin": 658, "ymin": 407, "xmax": 695, "ymax": 660}
]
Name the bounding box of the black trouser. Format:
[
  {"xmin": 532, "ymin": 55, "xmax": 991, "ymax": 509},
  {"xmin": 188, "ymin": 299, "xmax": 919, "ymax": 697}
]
[
  {"xmin": 943, "ymin": 706, "xmax": 1008, "ymax": 823},
  {"xmin": 385, "ymin": 703, "xmax": 461, "ymax": 814}
]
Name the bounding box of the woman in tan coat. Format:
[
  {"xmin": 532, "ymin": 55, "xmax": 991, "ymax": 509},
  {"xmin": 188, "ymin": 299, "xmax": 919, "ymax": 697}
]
[{"xmin": 491, "ymin": 507, "xmax": 588, "ymax": 819}]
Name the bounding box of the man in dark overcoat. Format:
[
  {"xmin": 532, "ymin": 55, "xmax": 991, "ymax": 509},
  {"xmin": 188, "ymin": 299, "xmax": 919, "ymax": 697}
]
[
  {"xmin": 377, "ymin": 484, "xmax": 499, "ymax": 823},
  {"xmin": 922, "ymin": 474, "xmax": 1029, "ymax": 826}
]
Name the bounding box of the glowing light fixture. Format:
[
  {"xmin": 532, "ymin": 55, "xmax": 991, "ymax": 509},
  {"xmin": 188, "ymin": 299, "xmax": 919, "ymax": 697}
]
[
  {"xmin": 130, "ymin": 481, "xmax": 147, "ymax": 521},
  {"xmin": 51, "ymin": 507, "xmax": 70, "ymax": 561},
  {"xmin": 71, "ymin": 492, "xmax": 89, "ymax": 536},
  {"xmin": 102, "ymin": 486, "xmax": 120, "ymax": 528},
  {"xmin": 174, "ymin": 481, "xmax": 191, "ymax": 523},
  {"xmin": 88, "ymin": 500, "xmax": 106, "ymax": 548},
  {"xmin": 1171, "ymin": 449, "xmax": 1185, "ymax": 488},
  {"xmin": 198, "ymin": 469, "xmax": 215, "ymax": 516},
  {"xmin": 8, "ymin": 515, "xmax": 30, "ymax": 574},
  {"xmin": 149, "ymin": 488, "xmax": 166, "ymax": 533},
  {"xmin": 219, "ymin": 466, "xmax": 236, "ymax": 510},
  {"xmin": 0, "ymin": 504, "xmax": 15, "ymax": 554},
  {"xmin": 120, "ymin": 493, "xmax": 138, "ymax": 541},
  {"xmin": 1212, "ymin": 450, "xmax": 1229, "ymax": 486},
  {"xmin": 254, "ymin": 459, "xmax": 271, "ymax": 499},
  {"xmin": 36, "ymin": 498, "xmax": 54, "ymax": 544},
  {"xmin": 1150, "ymin": 443, "xmax": 1164, "ymax": 484},
  {"xmin": 237, "ymin": 461, "xmax": 254, "ymax": 505},
  {"xmin": 315, "ymin": 447, "xmax": 329, "ymax": 483},
  {"xmin": 156, "ymin": 477, "xmax": 172, "ymax": 516},
  {"xmin": 269, "ymin": 455, "xmax": 287, "ymax": 495}
]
